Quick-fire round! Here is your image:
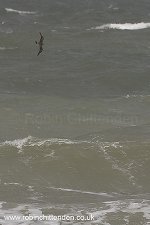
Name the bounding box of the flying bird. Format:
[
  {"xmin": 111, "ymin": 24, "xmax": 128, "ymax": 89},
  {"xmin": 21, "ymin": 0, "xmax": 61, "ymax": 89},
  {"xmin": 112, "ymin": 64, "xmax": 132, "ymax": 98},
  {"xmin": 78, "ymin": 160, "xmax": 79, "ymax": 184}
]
[{"xmin": 35, "ymin": 32, "xmax": 44, "ymax": 56}]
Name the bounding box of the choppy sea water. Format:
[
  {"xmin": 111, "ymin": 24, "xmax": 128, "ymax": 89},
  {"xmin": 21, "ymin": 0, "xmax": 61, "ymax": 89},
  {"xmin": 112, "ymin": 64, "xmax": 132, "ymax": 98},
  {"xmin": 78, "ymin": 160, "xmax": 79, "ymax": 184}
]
[{"xmin": 0, "ymin": 0, "xmax": 150, "ymax": 224}]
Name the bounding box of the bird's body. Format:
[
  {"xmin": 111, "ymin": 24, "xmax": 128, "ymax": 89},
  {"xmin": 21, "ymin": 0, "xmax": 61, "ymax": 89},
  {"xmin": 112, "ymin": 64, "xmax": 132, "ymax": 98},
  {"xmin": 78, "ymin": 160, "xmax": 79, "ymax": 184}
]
[{"xmin": 36, "ymin": 32, "xmax": 44, "ymax": 56}]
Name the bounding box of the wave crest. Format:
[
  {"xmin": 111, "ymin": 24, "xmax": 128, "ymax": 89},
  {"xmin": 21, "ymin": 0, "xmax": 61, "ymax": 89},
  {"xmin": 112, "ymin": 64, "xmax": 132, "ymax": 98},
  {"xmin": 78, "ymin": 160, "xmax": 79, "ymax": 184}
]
[
  {"xmin": 0, "ymin": 47, "xmax": 17, "ymax": 50},
  {"xmin": 5, "ymin": 8, "xmax": 37, "ymax": 15},
  {"xmin": 0, "ymin": 136, "xmax": 90, "ymax": 151},
  {"xmin": 90, "ymin": 22, "xmax": 150, "ymax": 30}
]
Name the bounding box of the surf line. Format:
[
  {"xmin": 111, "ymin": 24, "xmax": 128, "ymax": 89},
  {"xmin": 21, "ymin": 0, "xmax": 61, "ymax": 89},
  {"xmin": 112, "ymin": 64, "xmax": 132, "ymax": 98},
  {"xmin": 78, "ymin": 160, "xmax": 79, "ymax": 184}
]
[{"xmin": 46, "ymin": 186, "xmax": 113, "ymax": 197}]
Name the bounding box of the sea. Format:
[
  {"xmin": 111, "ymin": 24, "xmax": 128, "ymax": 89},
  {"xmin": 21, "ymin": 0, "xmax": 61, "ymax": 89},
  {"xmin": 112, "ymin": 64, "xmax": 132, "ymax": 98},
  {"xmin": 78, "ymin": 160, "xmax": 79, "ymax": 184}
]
[{"xmin": 0, "ymin": 0, "xmax": 150, "ymax": 224}]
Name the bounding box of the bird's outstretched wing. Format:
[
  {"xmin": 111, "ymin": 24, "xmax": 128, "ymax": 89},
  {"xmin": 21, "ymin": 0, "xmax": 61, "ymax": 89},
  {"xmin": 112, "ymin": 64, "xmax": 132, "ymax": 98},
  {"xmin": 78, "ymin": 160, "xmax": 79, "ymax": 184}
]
[
  {"xmin": 37, "ymin": 47, "xmax": 43, "ymax": 56},
  {"xmin": 36, "ymin": 32, "xmax": 44, "ymax": 56},
  {"xmin": 39, "ymin": 32, "xmax": 44, "ymax": 41}
]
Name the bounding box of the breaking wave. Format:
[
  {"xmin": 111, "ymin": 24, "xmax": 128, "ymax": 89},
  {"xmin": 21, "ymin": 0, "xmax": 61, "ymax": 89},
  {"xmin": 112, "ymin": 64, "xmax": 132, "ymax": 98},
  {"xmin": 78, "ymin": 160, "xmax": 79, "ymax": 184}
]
[
  {"xmin": 5, "ymin": 8, "xmax": 37, "ymax": 15},
  {"xmin": 90, "ymin": 22, "xmax": 150, "ymax": 30},
  {"xmin": 0, "ymin": 199, "xmax": 150, "ymax": 225},
  {"xmin": 0, "ymin": 47, "xmax": 17, "ymax": 50},
  {"xmin": 0, "ymin": 136, "xmax": 91, "ymax": 151}
]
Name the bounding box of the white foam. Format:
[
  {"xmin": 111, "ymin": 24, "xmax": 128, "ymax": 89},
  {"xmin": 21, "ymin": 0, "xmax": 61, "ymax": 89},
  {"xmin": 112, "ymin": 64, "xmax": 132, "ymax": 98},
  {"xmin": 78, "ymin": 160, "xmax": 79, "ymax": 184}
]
[
  {"xmin": 97, "ymin": 141, "xmax": 123, "ymax": 150},
  {"xmin": 91, "ymin": 202, "xmax": 119, "ymax": 224},
  {"xmin": 124, "ymin": 94, "xmax": 150, "ymax": 99},
  {"xmin": 0, "ymin": 203, "xmax": 43, "ymax": 225},
  {"xmin": 0, "ymin": 202, "xmax": 5, "ymax": 209},
  {"xmin": 0, "ymin": 47, "xmax": 17, "ymax": 50},
  {"xmin": 123, "ymin": 201, "xmax": 150, "ymax": 220},
  {"xmin": 0, "ymin": 136, "xmax": 90, "ymax": 151},
  {"xmin": 87, "ymin": 200, "xmax": 150, "ymax": 224},
  {"xmin": 1, "ymin": 136, "xmax": 32, "ymax": 151},
  {"xmin": 0, "ymin": 200, "xmax": 150, "ymax": 225},
  {"xmin": 3, "ymin": 182, "xmax": 23, "ymax": 187},
  {"xmin": 5, "ymin": 8, "xmax": 37, "ymax": 15},
  {"xmin": 97, "ymin": 141, "xmax": 139, "ymax": 188},
  {"xmin": 48, "ymin": 186, "xmax": 112, "ymax": 197},
  {"xmin": 90, "ymin": 22, "xmax": 150, "ymax": 30}
]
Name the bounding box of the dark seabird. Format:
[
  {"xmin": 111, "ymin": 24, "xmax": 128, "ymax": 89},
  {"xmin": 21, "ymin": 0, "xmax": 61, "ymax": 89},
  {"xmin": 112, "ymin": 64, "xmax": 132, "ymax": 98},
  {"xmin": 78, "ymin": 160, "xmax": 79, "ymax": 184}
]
[{"xmin": 35, "ymin": 32, "xmax": 44, "ymax": 56}]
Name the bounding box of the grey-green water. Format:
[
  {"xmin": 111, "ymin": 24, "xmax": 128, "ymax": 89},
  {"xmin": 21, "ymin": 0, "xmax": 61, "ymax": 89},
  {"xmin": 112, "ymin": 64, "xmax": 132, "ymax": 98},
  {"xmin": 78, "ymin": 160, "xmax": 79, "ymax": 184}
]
[{"xmin": 0, "ymin": 0, "xmax": 150, "ymax": 224}]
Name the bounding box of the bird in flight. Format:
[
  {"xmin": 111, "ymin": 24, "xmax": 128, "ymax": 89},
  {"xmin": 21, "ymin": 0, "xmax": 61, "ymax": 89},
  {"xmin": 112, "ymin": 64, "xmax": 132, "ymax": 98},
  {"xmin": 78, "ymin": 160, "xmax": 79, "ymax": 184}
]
[{"xmin": 35, "ymin": 32, "xmax": 44, "ymax": 56}]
